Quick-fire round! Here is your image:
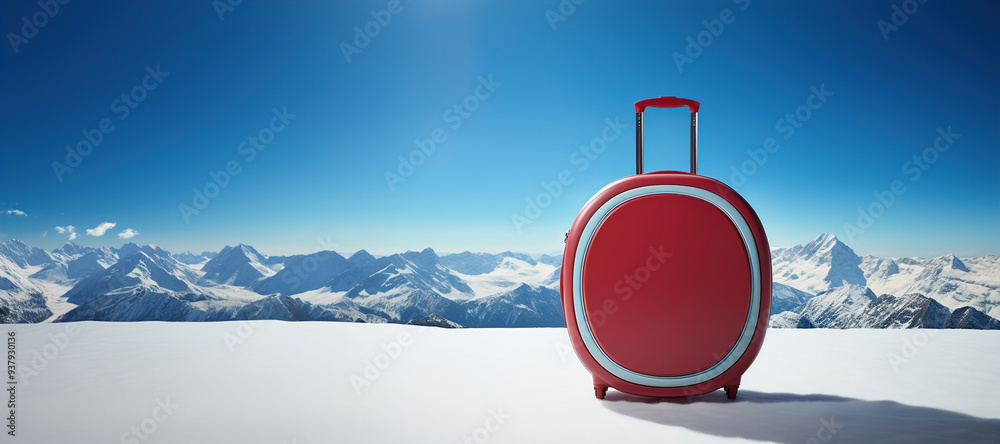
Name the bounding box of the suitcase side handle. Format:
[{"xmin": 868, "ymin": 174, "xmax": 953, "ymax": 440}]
[{"xmin": 635, "ymin": 96, "xmax": 699, "ymax": 175}]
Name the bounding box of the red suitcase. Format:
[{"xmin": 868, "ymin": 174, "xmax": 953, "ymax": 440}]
[{"xmin": 560, "ymin": 97, "xmax": 771, "ymax": 400}]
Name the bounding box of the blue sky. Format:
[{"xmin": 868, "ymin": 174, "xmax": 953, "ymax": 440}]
[{"xmin": 1, "ymin": 0, "xmax": 997, "ymax": 258}]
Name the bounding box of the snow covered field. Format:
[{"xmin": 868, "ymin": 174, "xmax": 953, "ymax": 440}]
[
  {"xmin": 454, "ymin": 257, "xmax": 558, "ymax": 299},
  {"xmin": 8, "ymin": 323, "xmax": 999, "ymax": 443}
]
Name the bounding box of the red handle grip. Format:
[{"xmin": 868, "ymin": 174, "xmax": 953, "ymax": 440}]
[{"xmin": 634, "ymin": 97, "xmax": 700, "ymax": 114}]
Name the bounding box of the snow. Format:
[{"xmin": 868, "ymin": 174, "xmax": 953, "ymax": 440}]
[
  {"xmin": 293, "ymin": 287, "xmax": 348, "ymax": 305},
  {"xmin": 0, "ymin": 258, "xmax": 52, "ymax": 323},
  {"xmin": 862, "ymin": 254, "xmax": 1000, "ymax": 318},
  {"xmin": 456, "ymin": 257, "xmax": 558, "ymax": 300},
  {"xmin": 354, "ymin": 284, "xmax": 406, "ymax": 306},
  {"xmin": 20, "ymin": 265, "xmax": 75, "ymax": 316},
  {"xmin": 184, "ymin": 262, "xmax": 208, "ymax": 272},
  {"xmin": 771, "ymin": 234, "xmax": 866, "ymax": 295},
  {"xmin": 201, "ymin": 284, "xmax": 272, "ymax": 302},
  {"xmin": 0, "ymin": 257, "xmax": 41, "ymax": 294},
  {"xmin": 125, "ymin": 260, "xmax": 158, "ymax": 287},
  {"xmin": 198, "ymin": 244, "xmax": 274, "ymax": 286},
  {"xmin": 864, "ymin": 257, "xmax": 924, "ymax": 293},
  {"xmin": 772, "ymin": 235, "xmax": 1000, "ymax": 320},
  {"xmin": 247, "ymin": 261, "xmax": 277, "ymax": 278},
  {"xmin": 437, "ymin": 285, "xmax": 471, "ymax": 301},
  {"xmin": 10, "ymin": 323, "xmax": 999, "ymax": 443},
  {"xmin": 798, "ymin": 285, "xmax": 875, "ymax": 328},
  {"xmin": 19, "ymin": 264, "xmax": 44, "ymax": 276},
  {"xmin": 768, "ymin": 311, "xmax": 804, "ymax": 328},
  {"xmin": 30, "ymin": 279, "xmax": 74, "ymax": 322}
]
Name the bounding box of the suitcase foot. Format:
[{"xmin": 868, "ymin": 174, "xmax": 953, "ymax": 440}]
[
  {"xmin": 723, "ymin": 385, "xmax": 738, "ymax": 399},
  {"xmin": 594, "ymin": 385, "xmax": 608, "ymax": 399}
]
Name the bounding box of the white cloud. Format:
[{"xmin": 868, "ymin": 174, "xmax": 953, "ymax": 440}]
[
  {"xmin": 118, "ymin": 228, "xmax": 140, "ymax": 239},
  {"xmin": 3, "ymin": 209, "xmax": 26, "ymax": 216},
  {"xmin": 55, "ymin": 225, "xmax": 77, "ymax": 240},
  {"xmin": 86, "ymin": 222, "xmax": 116, "ymax": 237}
]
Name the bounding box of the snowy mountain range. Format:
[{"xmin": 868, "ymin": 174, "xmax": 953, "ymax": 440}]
[
  {"xmin": 0, "ymin": 254, "xmax": 51, "ymax": 323},
  {"xmin": 772, "ymin": 233, "xmax": 867, "ymax": 294},
  {"xmin": 769, "ymin": 234, "xmax": 1000, "ymax": 329},
  {"xmin": 0, "ymin": 235, "xmax": 997, "ymax": 329},
  {"xmin": 0, "ymin": 239, "xmax": 562, "ymax": 327}
]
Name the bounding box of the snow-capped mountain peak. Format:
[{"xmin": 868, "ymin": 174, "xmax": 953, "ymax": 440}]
[
  {"xmin": 0, "ymin": 254, "xmax": 52, "ymax": 323},
  {"xmin": 62, "ymin": 250, "xmax": 197, "ymax": 305},
  {"xmin": 862, "ymin": 252, "xmax": 1000, "ymax": 318},
  {"xmin": 347, "ymin": 249, "xmax": 376, "ymax": 268},
  {"xmin": 199, "ymin": 243, "xmax": 274, "ymax": 286},
  {"xmin": 0, "ymin": 238, "xmax": 54, "ymax": 268},
  {"xmin": 334, "ymin": 251, "xmax": 473, "ymax": 301},
  {"xmin": 858, "ymin": 293, "xmax": 951, "ymax": 328},
  {"xmin": 772, "ymin": 233, "xmax": 867, "ymax": 295},
  {"xmin": 171, "ymin": 250, "xmax": 218, "ymax": 265},
  {"xmin": 253, "ymin": 250, "xmax": 351, "ymax": 296},
  {"xmin": 52, "ymin": 241, "xmax": 87, "ymax": 259},
  {"xmin": 798, "ymin": 284, "xmax": 875, "ymax": 328},
  {"xmin": 438, "ymin": 251, "xmax": 538, "ymax": 275},
  {"xmin": 932, "ymin": 253, "xmax": 970, "ymax": 273},
  {"xmin": 452, "ymin": 256, "xmax": 558, "ymax": 300},
  {"xmin": 400, "ymin": 248, "xmax": 441, "ymax": 273}
]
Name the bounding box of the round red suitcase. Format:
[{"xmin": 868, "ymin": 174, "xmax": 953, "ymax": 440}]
[{"xmin": 560, "ymin": 97, "xmax": 771, "ymax": 400}]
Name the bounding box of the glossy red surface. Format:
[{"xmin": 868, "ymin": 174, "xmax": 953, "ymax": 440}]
[{"xmin": 582, "ymin": 193, "xmax": 750, "ymax": 377}]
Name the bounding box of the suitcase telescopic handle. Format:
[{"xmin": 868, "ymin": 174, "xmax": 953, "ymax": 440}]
[{"xmin": 634, "ymin": 97, "xmax": 700, "ymax": 175}]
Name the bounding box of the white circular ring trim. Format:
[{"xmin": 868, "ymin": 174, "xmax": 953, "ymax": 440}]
[{"xmin": 572, "ymin": 184, "xmax": 761, "ymax": 387}]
